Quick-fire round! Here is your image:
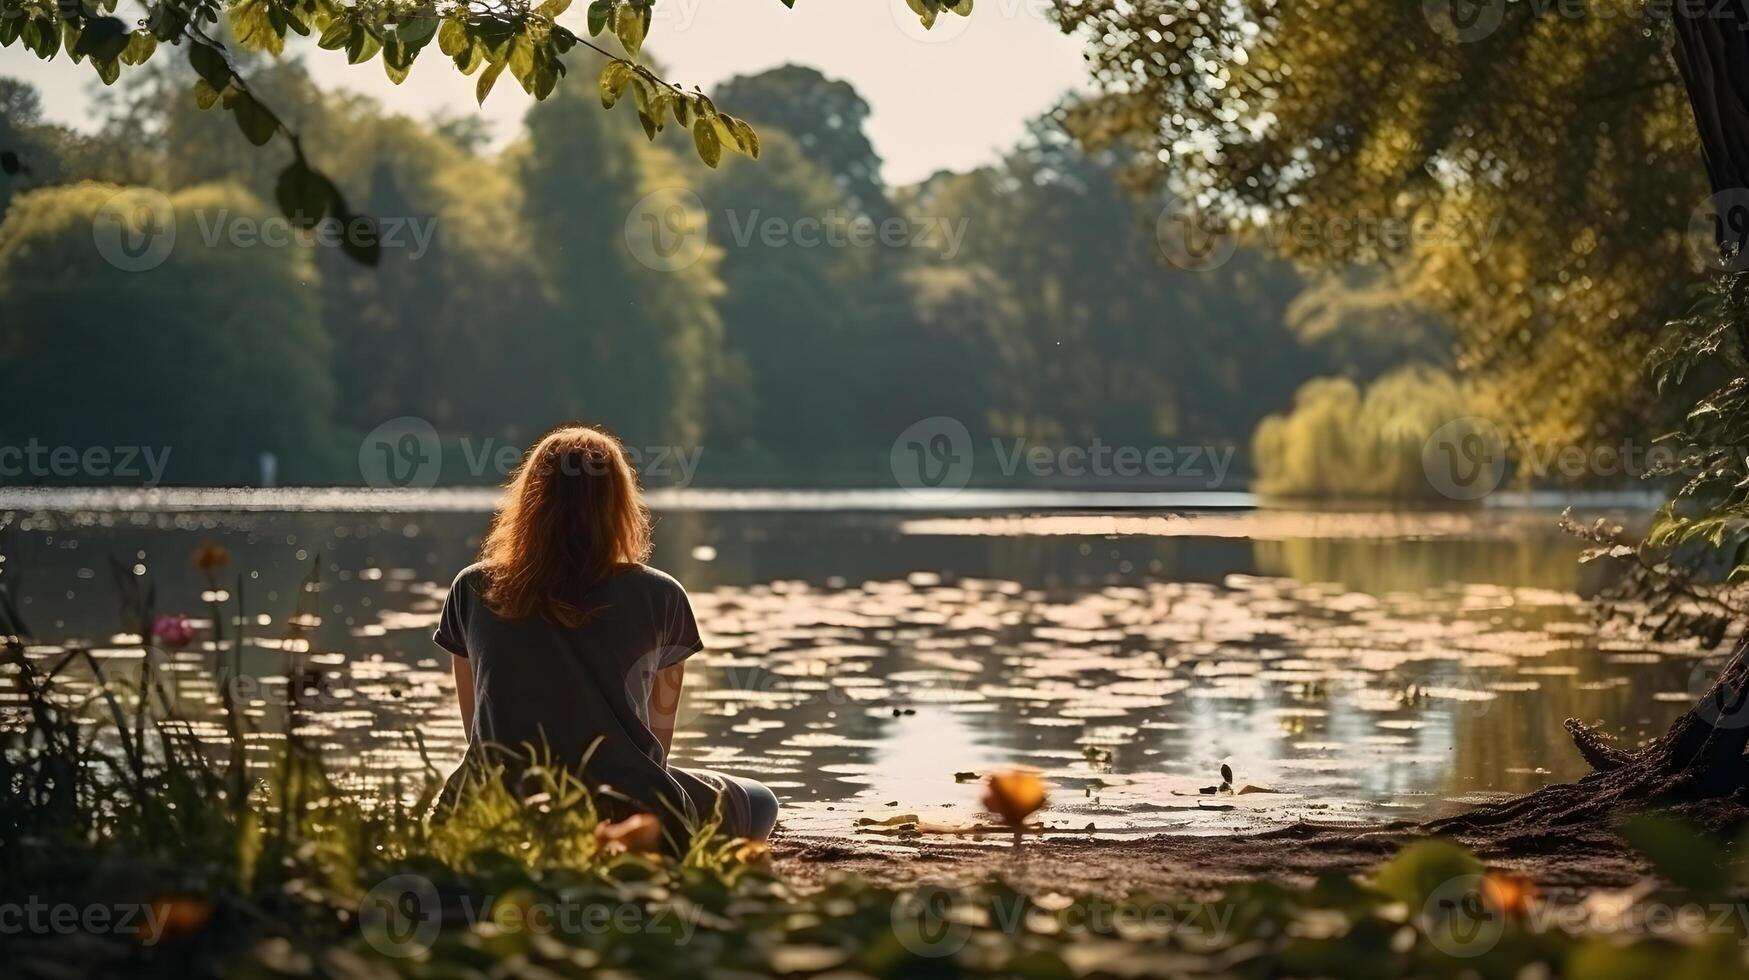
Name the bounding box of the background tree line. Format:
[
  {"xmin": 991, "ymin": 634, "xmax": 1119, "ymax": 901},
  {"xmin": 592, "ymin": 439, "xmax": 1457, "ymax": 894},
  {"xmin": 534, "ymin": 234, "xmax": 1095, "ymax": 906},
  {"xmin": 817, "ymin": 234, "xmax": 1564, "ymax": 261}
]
[{"xmin": 0, "ymin": 57, "xmax": 1455, "ymax": 489}]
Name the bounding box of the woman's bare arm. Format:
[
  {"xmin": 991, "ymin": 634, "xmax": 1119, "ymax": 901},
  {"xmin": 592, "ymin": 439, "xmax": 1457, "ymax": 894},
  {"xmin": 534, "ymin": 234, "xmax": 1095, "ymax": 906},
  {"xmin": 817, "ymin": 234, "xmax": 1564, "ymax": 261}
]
[
  {"xmin": 648, "ymin": 663, "xmax": 685, "ymax": 759},
  {"xmin": 452, "ymin": 654, "xmax": 476, "ymax": 742}
]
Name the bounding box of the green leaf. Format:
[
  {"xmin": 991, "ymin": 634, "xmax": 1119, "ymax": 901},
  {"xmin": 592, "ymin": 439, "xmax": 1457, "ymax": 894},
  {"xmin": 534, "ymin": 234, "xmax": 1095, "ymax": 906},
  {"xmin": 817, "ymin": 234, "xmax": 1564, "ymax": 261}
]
[
  {"xmin": 614, "ymin": 1, "xmax": 644, "ymax": 57},
  {"xmin": 1370, "ymin": 840, "xmax": 1482, "ymax": 907},
  {"xmin": 397, "ymin": 10, "xmax": 440, "ymax": 48},
  {"xmin": 507, "ymin": 34, "xmax": 535, "ymax": 92},
  {"xmin": 637, "ymin": 108, "xmax": 658, "ymax": 141},
  {"xmin": 317, "ymin": 16, "xmax": 352, "ymax": 49},
  {"xmin": 188, "ymin": 41, "xmax": 232, "ymax": 89},
  {"xmin": 724, "ymin": 115, "xmax": 759, "ymax": 158},
  {"xmin": 1620, "ymin": 814, "xmax": 1730, "ymax": 893},
  {"xmin": 473, "ymin": 15, "xmax": 515, "ymax": 55},
  {"xmin": 120, "ymin": 31, "xmax": 156, "ymax": 65},
  {"xmin": 586, "ymin": 0, "xmax": 611, "ymax": 35},
  {"xmin": 230, "ymin": 90, "xmax": 279, "ymax": 145},
  {"xmin": 533, "ymin": 55, "xmax": 559, "ymax": 99},
  {"xmin": 345, "ymin": 27, "xmax": 381, "ymax": 64},
  {"xmin": 275, "ymin": 159, "xmax": 338, "ymax": 228},
  {"xmin": 229, "ymin": 0, "xmax": 286, "ymax": 55},
  {"xmin": 475, "ymin": 60, "xmax": 505, "ymax": 104},
  {"xmin": 383, "ymin": 40, "xmax": 412, "ymax": 84},
  {"xmin": 598, "ymin": 60, "xmax": 632, "ymax": 108},
  {"xmin": 73, "ymin": 16, "xmax": 129, "ymax": 60},
  {"xmin": 334, "ymin": 203, "xmax": 382, "ymax": 266},
  {"xmin": 453, "ymin": 41, "xmax": 483, "ymax": 74},
  {"xmin": 146, "ymin": 3, "xmax": 188, "ymax": 40},
  {"xmin": 437, "ymin": 17, "xmax": 466, "ymax": 55},
  {"xmin": 537, "ymin": 0, "xmax": 572, "ymax": 18},
  {"xmin": 692, "ymin": 116, "xmax": 721, "ymax": 168},
  {"xmin": 192, "ymin": 77, "xmax": 223, "ymax": 110}
]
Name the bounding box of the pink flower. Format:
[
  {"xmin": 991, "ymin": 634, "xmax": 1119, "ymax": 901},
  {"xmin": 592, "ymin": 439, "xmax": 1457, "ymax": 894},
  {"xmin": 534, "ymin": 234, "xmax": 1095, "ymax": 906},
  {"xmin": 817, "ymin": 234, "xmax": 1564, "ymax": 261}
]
[{"xmin": 152, "ymin": 613, "xmax": 196, "ymax": 649}]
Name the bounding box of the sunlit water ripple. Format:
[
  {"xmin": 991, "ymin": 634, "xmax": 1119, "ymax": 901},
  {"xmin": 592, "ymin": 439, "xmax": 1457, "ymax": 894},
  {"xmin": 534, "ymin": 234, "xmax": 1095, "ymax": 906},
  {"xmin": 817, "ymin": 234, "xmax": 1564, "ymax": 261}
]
[{"xmin": 0, "ymin": 494, "xmax": 1706, "ymax": 843}]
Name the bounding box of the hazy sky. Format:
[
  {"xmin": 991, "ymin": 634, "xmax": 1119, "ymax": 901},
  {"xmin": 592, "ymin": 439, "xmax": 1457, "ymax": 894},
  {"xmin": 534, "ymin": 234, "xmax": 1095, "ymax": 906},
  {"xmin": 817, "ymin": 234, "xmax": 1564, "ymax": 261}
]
[{"xmin": 2, "ymin": 0, "xmax": 1089, "ymax": 186}]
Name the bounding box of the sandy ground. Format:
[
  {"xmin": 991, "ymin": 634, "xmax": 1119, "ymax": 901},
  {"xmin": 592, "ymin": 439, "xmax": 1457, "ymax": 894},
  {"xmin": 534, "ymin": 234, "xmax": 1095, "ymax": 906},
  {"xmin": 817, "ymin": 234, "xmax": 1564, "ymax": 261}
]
[{"xmin": 769, "ymin": 820, "xmax": 1654, "ymax": 897}]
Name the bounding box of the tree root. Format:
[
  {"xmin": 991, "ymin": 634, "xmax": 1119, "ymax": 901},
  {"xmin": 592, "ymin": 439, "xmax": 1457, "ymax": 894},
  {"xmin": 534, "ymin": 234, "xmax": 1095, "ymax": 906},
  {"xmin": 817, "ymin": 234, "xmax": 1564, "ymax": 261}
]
[
  {"xmin": 1564, "ymin": 719, "xmax": 1634, "ymax": 773},
  {"xmin": 1425, "ymin": 636, "xmax": 1749, "ymax": 847}
]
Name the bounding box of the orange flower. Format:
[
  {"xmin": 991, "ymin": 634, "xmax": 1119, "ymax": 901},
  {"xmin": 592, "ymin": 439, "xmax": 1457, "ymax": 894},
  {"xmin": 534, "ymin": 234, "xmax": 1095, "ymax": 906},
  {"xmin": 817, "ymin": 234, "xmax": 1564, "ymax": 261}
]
[
  {"xmin": 193, "ymin": 543, "xmax": 230, "ymax": 575},
  {"xmin": 594, "ymin": 813, "xmax": 663, "ymax": 855},
  {"xmin": 982, "ymin": 770, "xmax": 1048, "ymax": 827},
  {"xmin": 733, "ymin": 840, "xmax": 771, "ymax": 864},
  {"xmin": 139, "ymin": 896, "xmax": 212, "ymax": 945},
  {"xmin": 1482, "ymin": 872, "xmax": 1536, "ymax": 919}
]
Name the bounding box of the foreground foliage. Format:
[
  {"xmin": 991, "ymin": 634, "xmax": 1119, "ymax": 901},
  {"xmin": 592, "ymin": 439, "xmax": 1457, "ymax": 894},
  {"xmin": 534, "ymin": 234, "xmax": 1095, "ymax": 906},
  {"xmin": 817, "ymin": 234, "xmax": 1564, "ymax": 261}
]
[{"xmin": 6, "ymin": 628, "xmax": 1749, "ymax": 978}]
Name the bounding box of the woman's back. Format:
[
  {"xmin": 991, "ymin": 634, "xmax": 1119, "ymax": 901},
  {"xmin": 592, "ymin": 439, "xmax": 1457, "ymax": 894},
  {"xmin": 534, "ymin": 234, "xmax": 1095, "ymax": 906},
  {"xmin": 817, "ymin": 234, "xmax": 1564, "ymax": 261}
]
[
  {"xmin": 434, "ymin": 424, "xmax": 776, "ymax": 842},
  {"xmin": 435, "ymin": 561, "xmax": 706, "ymax": 822}
]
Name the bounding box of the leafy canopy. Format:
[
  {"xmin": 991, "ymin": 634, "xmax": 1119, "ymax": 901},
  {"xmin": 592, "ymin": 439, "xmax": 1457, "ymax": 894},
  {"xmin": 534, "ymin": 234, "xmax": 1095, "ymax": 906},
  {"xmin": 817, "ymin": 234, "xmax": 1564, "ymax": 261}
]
[
  {"xmin": 1052, "ymin": 0, "xmax": 1709, "ymax": 450},
  {"xmin": 0, "ymin": 0, "xmax": 971, "ymax": 261}
]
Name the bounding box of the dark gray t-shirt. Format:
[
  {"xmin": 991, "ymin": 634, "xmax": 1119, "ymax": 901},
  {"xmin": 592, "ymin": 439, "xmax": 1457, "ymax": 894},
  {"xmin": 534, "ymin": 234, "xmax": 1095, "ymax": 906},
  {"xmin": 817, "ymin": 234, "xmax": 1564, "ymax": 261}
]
[{"xmin": 434, "ymin": 562, "xmax": 709, "ymax": 826}]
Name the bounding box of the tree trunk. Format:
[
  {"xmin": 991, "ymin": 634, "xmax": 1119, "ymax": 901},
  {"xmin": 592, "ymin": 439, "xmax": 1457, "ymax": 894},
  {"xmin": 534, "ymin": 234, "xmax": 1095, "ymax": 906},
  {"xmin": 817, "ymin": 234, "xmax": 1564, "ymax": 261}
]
[{"xmin": 1671, "ymin": 3, "xmax": 1749, "ymax": 204}]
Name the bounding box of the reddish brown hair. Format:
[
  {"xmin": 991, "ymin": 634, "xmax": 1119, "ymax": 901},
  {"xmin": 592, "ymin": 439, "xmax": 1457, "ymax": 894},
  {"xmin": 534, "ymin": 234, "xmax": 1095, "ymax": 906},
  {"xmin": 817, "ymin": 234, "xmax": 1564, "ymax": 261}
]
[{"xmin": 479, "ymin": 425, "xmax": 653, "ymax": 626}]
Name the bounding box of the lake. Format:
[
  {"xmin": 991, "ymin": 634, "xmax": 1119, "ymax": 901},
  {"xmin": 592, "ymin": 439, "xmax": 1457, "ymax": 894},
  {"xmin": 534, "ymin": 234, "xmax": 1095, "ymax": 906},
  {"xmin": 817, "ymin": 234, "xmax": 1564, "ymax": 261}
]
[{"xmin": 0, "ymin": 489, "xmax": 1706, "ymax": 842}]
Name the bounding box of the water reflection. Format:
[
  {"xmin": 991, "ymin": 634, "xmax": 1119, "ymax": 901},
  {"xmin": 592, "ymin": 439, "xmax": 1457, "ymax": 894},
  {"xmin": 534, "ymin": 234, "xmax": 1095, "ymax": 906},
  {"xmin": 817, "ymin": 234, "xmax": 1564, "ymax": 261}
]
[{"xmin": 0, "ymin": 504, "xmax": 1698, "ymax": 839}]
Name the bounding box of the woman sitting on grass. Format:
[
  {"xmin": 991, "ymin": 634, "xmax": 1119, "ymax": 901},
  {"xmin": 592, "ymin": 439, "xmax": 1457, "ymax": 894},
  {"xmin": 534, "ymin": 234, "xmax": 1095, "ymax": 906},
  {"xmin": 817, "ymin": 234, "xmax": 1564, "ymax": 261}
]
[{"xmin": 434, "ymin": 424, "xmax": 778, "ymax": 845}]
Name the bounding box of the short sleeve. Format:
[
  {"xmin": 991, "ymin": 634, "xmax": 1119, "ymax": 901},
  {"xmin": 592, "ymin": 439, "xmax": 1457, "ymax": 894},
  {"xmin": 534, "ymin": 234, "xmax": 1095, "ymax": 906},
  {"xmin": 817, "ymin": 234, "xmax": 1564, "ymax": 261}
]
[
  {"xmin": 659, "ymin": 582, "xmax": 705, "ymax": 668},
  {"xmin": 433, "ymin": 570, "xmax": 471, "ymax": 657}
]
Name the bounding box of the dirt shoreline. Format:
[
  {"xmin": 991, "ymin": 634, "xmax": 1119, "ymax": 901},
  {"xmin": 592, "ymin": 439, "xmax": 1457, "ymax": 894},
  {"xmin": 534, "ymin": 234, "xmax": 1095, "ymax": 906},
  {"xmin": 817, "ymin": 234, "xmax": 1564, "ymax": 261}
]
[{"xmin": 770, "ymin": 819, "xmax": 1656, "ymax": 897}]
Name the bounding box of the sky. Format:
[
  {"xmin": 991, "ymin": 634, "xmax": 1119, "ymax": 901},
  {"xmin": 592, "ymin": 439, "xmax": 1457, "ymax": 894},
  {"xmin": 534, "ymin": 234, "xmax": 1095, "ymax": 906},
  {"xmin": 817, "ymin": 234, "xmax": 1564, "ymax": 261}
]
[{"xmin": 0, "ymin": 0, "xmax": 1089, "ymax": 186}]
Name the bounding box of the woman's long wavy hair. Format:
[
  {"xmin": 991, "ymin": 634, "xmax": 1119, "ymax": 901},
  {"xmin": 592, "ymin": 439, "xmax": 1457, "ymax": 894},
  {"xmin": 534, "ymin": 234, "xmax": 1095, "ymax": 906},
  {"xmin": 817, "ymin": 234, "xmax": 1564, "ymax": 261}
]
[{"xmin": 479, "ymin": 425, "xmax": 653, "ymax": 627}]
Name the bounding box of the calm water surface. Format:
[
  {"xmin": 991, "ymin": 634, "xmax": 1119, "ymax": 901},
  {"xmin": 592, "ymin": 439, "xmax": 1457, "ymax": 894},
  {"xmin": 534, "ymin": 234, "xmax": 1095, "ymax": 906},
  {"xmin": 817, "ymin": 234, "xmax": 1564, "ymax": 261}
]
[{"xmin": 0, "ymin": 493, "xmax": 1705, "ymax": 841}]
